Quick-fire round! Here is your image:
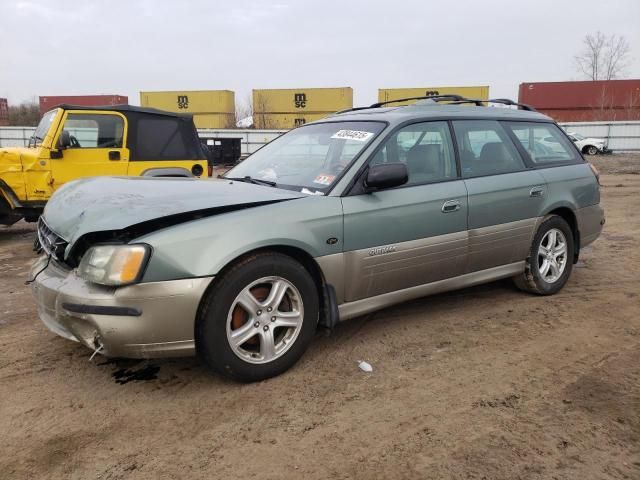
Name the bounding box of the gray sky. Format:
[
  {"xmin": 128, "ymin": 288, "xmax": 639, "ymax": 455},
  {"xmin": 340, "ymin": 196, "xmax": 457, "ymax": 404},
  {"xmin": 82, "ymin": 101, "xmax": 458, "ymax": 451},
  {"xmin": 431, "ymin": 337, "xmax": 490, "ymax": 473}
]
[{"xmin": 1, "ymin": 0, "xmax": 639, "ymax": 108}]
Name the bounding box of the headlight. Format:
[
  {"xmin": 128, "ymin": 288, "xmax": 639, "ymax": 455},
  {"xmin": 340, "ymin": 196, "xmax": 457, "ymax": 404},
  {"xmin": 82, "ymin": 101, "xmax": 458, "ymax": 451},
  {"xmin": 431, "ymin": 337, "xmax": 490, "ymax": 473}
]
[{"xmin": 78, "ymin": 244, "xmax": 150, "ymax": 286}]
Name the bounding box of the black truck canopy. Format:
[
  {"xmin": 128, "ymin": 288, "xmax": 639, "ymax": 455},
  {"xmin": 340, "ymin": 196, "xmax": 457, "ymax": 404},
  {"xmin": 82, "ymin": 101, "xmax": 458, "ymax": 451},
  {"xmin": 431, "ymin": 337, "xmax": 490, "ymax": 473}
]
[{"xmin": 52, "ymin": 104, "xmax": 207, "ymax": 161}]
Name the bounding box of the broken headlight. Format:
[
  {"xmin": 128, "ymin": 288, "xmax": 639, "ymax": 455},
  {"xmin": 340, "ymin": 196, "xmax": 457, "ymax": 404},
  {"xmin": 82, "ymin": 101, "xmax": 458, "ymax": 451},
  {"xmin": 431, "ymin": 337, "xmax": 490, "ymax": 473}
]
[{"xmin": 77, "ymin": 244, "xmax": 150, "ymax": 286}]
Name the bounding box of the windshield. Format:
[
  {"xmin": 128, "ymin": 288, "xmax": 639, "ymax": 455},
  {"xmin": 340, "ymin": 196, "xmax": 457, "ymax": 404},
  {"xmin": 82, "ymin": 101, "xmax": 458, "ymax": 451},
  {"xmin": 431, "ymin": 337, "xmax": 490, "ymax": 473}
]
[
  {"xmin": 225, "ymin": 121, "xmax": 386, "ymax": 194},
  {"xmin": 30, "ymin": 109, "xmax": 58, "ymax": 147}
]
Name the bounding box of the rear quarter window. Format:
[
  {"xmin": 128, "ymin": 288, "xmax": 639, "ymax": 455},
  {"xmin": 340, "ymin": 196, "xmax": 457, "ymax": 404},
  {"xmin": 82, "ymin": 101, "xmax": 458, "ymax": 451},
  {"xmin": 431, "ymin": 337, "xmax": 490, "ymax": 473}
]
[{"xmin": 503, "ymin": 122, "xmax": 580, "ymax": 166}]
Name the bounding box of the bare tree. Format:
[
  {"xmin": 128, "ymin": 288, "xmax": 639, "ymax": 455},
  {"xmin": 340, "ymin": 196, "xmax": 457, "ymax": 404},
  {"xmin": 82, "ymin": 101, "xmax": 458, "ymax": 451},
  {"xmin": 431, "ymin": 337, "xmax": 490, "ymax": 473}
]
[
  {"xmin": 235, "ymin": 94, "xmax": 253, "ymax": 128},
  {"xmin": 575, "ymin": 31, "xmax": 631, "ymax": 80},
  {"xmin": 252, "ymin": 93, "xmax": 276, "ymax": 129},
  {"xmin": 7, "ymin": 101, "xmax": 40, "ymax": 126}
]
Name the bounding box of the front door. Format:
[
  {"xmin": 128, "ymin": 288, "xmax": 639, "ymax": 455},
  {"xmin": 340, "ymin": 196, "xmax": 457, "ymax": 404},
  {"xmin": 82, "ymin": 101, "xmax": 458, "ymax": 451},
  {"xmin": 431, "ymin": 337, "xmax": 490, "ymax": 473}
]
[
  {"xmin": 50, "ymin": 111, "xmax": 129, "ymax": 190},
  {"xmin": 341, "ymin": 121, "xmax": 468, "ymax": 302},
  {"xmin": 452, "ymin": 119, "xmax": 547, "ymax": 273}
]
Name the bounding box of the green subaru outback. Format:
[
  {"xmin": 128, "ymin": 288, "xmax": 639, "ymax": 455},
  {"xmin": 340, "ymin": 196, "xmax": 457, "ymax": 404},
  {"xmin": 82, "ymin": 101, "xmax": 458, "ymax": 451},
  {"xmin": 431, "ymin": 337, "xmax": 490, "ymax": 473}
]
[{"xmin": 30, "ymin": 95, "xmax": 604, "ymax": 382}]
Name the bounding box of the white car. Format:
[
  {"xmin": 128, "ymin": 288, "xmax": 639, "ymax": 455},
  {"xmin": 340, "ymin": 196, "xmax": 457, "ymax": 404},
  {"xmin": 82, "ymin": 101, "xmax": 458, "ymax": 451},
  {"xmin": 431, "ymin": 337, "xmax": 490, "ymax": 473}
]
[{"xmin": 563, "ymin": 132, "xmax": 609, "ymax": 155}]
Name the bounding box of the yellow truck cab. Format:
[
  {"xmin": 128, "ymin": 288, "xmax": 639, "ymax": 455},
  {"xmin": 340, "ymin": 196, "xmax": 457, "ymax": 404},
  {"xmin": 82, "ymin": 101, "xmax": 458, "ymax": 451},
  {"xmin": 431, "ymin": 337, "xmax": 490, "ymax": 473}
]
[{"xmin": 0, "ymin": 105, "xmax": 208, "ymax": 225}]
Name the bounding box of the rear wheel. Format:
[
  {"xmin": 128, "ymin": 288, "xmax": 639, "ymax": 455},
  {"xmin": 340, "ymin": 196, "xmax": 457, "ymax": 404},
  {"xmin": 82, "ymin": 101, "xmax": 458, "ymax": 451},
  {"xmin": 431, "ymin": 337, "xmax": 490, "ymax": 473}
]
[
  {"xmin": 514, "ymin": 215, "xmax": 574, "ymax": 295},
  {"xmin": 196, "ymin": 252, "xmax": 319, "ymax": 382}
]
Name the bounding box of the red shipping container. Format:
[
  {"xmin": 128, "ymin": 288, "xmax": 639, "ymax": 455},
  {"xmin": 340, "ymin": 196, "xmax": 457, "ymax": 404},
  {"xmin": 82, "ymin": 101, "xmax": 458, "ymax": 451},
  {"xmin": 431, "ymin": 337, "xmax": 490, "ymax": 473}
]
[
  {"xmin": 0, "ymin": 98, "xmax": 8, "ymax": 126},
  {"xmin": 519, "ymin": 80, "xmax": 640, "ymax": 122},
  {"xmin": 39, "ymin": 95, "xmax": 128, "ymax": 115}
]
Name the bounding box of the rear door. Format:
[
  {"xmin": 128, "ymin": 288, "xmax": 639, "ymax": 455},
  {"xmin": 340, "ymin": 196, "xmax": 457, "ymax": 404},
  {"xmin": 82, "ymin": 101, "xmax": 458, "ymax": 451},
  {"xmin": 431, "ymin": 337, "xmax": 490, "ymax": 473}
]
[
  {"xmin": 452, "ymin": 119, "xmax": 546, "ymax": 273},
  {"xmin": 341, "ymin": 121, "xmax": 468, "ymax": 302},
  {"xmin": 50, "ymin": 111, "xmax": 128, "ymax": 190}
]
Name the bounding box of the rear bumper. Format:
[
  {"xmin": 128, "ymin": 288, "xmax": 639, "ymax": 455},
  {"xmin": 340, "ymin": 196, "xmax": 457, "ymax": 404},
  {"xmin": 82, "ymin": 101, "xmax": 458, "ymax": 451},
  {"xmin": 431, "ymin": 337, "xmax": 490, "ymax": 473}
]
[
  {"xmin": 577, "ymin": 204, "xmax": 605, "ymax": 248},
  {"xmin": 30, "ymin": 255, "xmax": 213, "ymax": 358}
]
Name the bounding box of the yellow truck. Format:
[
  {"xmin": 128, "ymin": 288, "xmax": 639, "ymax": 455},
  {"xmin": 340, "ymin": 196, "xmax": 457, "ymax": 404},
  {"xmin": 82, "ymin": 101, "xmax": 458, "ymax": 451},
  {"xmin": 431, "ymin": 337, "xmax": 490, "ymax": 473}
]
[{"xmin": 0, "ymin": 105, "xmax": 208, "ymax": 225}]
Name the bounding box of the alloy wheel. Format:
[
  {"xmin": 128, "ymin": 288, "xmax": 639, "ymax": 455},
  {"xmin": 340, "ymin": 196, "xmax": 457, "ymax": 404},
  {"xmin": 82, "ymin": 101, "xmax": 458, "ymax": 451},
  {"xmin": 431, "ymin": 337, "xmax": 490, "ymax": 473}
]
[
  {"xmin": 537, "ymin": 228, "xmax": 568, "ymax": 284},
  {"xmin": 226, "ymin": 276, "xmax": 304, "ymax": 364}
]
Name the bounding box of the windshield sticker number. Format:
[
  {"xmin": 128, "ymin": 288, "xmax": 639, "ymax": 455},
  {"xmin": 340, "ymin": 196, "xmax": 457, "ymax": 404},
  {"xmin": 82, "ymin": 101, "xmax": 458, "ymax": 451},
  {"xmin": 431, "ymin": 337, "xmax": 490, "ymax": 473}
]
[
  {"xmin": 313, "ymin": 174, "xmax": 335, "ymax": 186},
  {"xmin": 331, "ymin": 130, "xmax": 374, "ymax": 142}
]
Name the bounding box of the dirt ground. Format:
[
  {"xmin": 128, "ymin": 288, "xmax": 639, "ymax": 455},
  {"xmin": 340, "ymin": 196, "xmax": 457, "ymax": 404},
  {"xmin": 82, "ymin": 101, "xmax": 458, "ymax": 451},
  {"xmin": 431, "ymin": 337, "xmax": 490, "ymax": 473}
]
[{"xmin": 1, "ymin": 154, "xmax": 639, "ymax": 480}]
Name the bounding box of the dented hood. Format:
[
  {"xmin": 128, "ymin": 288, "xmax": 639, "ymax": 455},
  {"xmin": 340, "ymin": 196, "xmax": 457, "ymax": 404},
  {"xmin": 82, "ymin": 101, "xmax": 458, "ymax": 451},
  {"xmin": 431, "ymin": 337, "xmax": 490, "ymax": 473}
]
[{"xmin": 43, "ymin": 176, "xmax": 305, "ymax": 244}]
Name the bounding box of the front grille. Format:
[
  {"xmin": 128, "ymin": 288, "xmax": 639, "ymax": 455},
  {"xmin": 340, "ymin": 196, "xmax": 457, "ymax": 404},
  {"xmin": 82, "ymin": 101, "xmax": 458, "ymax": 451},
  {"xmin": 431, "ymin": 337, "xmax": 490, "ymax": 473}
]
[{"xmin": 36, "ymin": 217, "xmax": 68, "ymax": 262}]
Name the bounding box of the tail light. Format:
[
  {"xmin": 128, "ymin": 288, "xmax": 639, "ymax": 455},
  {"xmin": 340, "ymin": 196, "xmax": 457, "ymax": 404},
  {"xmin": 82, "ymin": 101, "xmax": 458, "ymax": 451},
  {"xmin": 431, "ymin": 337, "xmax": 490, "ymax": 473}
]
[
  {"xmin": 588, "ymin": 162, "xmax": 600, "ymax": 185},
  {"xmin": 208, "ymin": 165, "xmax": 213, "ymax": 177}
]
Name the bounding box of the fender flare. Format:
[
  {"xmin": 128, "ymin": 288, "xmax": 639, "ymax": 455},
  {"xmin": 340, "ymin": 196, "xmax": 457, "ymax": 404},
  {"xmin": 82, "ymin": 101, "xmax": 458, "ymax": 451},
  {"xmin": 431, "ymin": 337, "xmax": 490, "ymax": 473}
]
[{"xmin": 0, "ymin": 180, "xmax": 22, "ymax": 209}]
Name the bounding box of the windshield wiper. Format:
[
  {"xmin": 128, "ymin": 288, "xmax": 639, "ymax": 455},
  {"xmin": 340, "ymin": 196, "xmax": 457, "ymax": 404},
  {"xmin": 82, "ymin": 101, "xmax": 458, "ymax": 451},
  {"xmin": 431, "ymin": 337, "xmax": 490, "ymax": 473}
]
[{"xmin": 226, "ymin": 176, "xmax": 277, "ymax": 187}]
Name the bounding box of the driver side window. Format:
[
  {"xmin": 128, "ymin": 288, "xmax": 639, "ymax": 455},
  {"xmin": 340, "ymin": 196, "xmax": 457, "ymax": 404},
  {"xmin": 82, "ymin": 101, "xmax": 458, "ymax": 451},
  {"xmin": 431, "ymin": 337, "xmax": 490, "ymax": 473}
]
[
  {"xmin": 371, "ymin": 121, "xmax": 457, "ymax": 185},
  {"xmin": 61, "ymin": 113, "xmax": 124, "ymax": 149}
]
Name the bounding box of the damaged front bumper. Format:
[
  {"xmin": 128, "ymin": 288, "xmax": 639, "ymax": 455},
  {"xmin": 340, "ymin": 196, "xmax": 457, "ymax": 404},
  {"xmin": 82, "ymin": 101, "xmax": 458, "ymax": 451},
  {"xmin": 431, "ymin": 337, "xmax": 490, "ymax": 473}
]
[{"xmin": 30, "ymin": 255, "xmax": 213, "ymax": 358}]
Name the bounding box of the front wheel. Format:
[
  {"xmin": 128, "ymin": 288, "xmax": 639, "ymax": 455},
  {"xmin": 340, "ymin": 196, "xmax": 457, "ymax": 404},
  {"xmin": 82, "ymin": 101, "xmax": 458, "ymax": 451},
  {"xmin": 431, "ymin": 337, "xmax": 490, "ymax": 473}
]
[
  {"xmin": 513, "ymin": 215, "xmax": 574, "ymax": 295},
  {"xmin": 586, "ymin": 145, "xmax": 598, "ymax": 155},
  {"xmin": 196, "ymin": 252, "xmax": 319, "ymax": 382}
]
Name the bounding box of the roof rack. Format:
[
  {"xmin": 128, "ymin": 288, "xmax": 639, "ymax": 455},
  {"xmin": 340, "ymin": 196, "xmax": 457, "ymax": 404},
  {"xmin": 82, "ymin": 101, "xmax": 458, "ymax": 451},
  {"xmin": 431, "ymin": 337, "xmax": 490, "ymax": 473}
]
[
  {"xmin": 334, "ymin": 96, "xmax": 537, "ymax": 114},
  {"xmin": 485, "ymin": 98, "xmax": 537, "ymax": 111},
  {"xmin": 370, "ymin": 94, "xmax": 484, "ymax": 108}
]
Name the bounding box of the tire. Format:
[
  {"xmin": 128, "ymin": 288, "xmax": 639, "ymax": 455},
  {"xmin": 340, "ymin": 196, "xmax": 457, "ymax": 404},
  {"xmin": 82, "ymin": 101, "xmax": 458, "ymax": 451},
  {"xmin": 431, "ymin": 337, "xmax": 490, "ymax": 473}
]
[
  {"xmin": 513, "ymin": 215, "xmax": 574, "ymax": 295},
  {"xmin": 196, "ymin": 252, "xmax": 319, "ymax": 382},
  {"xmin": 586, "ymin": 145, "xmax": 598, "ymax": 156},
  {"xmin": 0, "ymin": 198, "xmax": 23, "ymax": 226}
]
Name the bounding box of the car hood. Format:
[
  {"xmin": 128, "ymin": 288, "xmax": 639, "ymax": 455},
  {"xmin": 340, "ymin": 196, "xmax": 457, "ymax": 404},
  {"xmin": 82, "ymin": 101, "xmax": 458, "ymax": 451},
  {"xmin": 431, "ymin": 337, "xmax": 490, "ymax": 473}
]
[
  {"xmin": 43, "ymin": 176, "xmax": 306, "ymax": 245},
  {"xmin": 572, "ymin": 136, "xmax": 604, "ymax": 144}
]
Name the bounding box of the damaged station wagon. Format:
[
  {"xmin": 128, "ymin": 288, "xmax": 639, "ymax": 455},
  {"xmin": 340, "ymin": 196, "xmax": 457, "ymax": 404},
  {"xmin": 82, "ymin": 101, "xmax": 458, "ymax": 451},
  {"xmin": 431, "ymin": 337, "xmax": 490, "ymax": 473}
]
[{"xmin": 30, "ymin": 95, "xmax": 605, "ymax": 382}]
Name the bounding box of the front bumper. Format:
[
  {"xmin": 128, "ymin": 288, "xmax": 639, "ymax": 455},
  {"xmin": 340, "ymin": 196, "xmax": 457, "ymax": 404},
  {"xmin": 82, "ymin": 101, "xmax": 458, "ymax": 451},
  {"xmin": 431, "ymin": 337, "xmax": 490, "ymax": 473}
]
[{"xmin": 30, "ymin": 255, "xmax": 213, "ymax": 358}]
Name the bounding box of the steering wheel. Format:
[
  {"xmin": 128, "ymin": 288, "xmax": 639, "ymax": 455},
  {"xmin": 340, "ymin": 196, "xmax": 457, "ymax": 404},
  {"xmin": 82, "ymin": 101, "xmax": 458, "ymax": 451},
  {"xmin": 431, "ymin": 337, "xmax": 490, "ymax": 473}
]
[{"xmin": 69, "ymin": 135, "xmax": 81, "ymax": 148}]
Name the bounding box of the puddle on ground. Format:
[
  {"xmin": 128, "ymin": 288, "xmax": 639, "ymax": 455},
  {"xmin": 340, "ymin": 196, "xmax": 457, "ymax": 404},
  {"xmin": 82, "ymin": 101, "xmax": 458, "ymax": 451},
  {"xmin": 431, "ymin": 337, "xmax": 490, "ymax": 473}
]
[
  {"xmin": 94, "ymin": 358, "xmax": 161, "ymax": 384},
  {"xmin": 112, "ymin": 364, "xmax": 160, "ymax": 384}
]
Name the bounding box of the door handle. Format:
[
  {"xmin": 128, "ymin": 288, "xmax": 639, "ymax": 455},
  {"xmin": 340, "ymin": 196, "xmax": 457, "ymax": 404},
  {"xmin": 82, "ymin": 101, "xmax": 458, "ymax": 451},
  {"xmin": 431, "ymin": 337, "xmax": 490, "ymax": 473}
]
[
  {"xmin": 108, "ymin": 151, "xmax": 121, "ymax": 161},
  {"xmin": 529, "ymin": 186, "xmax": 545, "ymax": 197},
  {"xmin": 442, "ymin": 199, "xmax": 461, "ymax": 213}
]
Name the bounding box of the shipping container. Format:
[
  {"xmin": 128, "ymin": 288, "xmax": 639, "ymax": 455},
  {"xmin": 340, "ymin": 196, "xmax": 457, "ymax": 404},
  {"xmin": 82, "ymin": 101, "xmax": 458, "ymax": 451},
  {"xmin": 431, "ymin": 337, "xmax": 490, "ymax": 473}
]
[
  {"xmin": 518, "ymin": 80, "xmax": 640, "ymax": 122},
  {"xmin": 0, "ymin": 98, "xmax": 8, "ymax": 126},
  {"xmin": 39, "ymin": 95, "xmax": 128, "ymax": 115},
  {"xmin": 252, "ymin": 113, "xmax": 332, "ymax": 129},
  {"xmin": 140, "ymin": 90, "xmax": 235, "ymax": 129},
  {"xmin": 378, "ymin": 86, "xmax": 489, "ymax": 105},
  {"xmin": 140, "ymin": 90, "xmax": 235, "ymax": 114},
  {"xmin": 191, "ymin": 113, "xmax": 235, "ymax": 129},
  {"xmin": 253, "ymin": 87, "xmax": 352, "ymax": 129}
]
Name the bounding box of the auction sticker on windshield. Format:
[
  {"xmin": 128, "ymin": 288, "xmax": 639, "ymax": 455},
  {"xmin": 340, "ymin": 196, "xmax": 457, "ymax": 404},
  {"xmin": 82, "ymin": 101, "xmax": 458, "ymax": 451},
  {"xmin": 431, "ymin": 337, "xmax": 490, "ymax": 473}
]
[
  {"xmin": 331, "ymin": 130, "xmax": 374, "ymax": 142},
  {"xmin": 313, "ymin": 174, "xmax": 335, "ymax": 186}
]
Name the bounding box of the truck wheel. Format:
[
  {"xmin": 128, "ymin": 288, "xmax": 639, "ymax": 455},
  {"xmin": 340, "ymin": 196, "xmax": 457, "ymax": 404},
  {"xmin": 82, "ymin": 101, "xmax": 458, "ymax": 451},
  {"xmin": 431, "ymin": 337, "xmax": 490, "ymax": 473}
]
[
  {"xmin": 0, "ymin": 199, "xmax": 23, "ymax": 226},
  {"xmin": 513, "ymin": 215, "xmax": 574, "ymax": 295},
  {"xmin": 196, "ymin": 252, "xmax": 319, "ymax": 382}
]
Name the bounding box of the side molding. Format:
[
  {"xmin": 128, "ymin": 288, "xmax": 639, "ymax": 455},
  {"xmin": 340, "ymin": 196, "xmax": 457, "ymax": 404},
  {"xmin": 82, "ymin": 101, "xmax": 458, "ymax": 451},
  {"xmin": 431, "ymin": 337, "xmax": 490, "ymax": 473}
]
[{"xmin": 338, "ymin": 262, "xmax": 525, "ymax": 321}]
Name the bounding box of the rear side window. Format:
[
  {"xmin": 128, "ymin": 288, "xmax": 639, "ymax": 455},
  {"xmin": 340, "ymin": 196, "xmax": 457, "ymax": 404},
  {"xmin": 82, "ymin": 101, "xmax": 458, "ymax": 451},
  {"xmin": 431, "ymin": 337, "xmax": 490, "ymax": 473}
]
[
  {"xmin": 371, "ymin": 121, "xmax": 457, "ymax": 185},
  {"xmin": 452, "ymin": 120, "xmax": 524, "ymax": 178},
  {"xmin": 504, "ymin": 122, "xmax": 579, "ymax": 165},
  {"xmin": 135, "ymin": 117, "xmax": 196, "ymax": 160}
]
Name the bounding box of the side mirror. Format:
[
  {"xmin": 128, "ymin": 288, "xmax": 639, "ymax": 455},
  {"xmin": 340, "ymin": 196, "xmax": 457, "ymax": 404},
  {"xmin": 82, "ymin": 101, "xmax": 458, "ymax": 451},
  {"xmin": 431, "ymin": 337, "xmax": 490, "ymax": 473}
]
[
  {"xmin": 365, "ymin": 163, "xmax": 408, "ymax": 191},
  {"xmin": 57, "ymin": 130, "xmax": 71, "ymax": 149}
]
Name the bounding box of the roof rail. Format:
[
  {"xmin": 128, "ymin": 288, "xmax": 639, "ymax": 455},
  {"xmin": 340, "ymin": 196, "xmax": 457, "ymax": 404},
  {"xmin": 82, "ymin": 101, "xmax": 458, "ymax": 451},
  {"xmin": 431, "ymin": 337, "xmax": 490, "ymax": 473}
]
[
  {"xmin": 486, "ymin": 98, "xmax": 537, "ymax": 111},
  {"xmin": 333, "ymin": 96, "xmax": 537, "ymax": 115},
  {"xmin": 371, "ymin": 94, "xmax": 484, "ymax": 108}
]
